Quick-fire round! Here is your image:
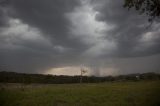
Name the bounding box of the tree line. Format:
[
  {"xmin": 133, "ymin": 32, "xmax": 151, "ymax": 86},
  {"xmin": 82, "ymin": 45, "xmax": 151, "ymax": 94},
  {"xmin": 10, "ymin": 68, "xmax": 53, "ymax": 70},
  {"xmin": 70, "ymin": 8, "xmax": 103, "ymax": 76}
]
[{"xmin": 0, "ymin": 71, "xmax": 160, "ymax": 84}]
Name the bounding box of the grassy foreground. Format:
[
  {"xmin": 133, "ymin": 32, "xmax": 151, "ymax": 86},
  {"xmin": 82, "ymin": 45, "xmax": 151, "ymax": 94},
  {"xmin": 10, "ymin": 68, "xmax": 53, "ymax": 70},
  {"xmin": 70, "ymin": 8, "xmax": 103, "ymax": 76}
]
[{"xmin": 0, "ymin": 81, "xmax": 160, "ymax": 106}]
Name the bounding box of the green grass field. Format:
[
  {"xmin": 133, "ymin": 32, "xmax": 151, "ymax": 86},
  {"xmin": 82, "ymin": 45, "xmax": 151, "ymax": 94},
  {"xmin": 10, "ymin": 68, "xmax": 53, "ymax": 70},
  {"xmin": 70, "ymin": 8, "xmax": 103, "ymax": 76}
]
[{"xmin": 0, "ymin": 81, "xmax": 160, "ymax": 106}]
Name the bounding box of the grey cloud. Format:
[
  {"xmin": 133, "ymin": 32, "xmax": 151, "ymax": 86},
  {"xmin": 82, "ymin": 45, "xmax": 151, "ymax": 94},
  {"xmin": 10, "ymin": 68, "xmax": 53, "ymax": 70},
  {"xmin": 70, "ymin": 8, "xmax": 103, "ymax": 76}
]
[
  {"xmin": 0, "ymin": 1, "xmax": 9, "ymax": 27},
  {"xmin": 0, "ymin": 0, "xmax": 87, "ymax": 72},
  {"xmin": 93, "ymin": 0, "xmax": 160, "ymax": 57},
  {"xmin": 8, "ymin": 0, "xmax": 86, "ymax": 49},
  {"xmin": 112, "ymin": 54, "xmax": 160, "ymax": 74},
  {"xmin": 0, "ymin": 0, "xmax": 160, "ymax": 75}
]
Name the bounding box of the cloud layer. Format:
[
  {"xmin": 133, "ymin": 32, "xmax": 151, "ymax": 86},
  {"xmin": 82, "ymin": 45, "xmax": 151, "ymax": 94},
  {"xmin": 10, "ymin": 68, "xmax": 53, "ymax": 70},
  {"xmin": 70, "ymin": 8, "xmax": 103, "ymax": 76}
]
[{"xmin": 0, "ymin": 0, "xmax": 160, "ymax": 75}]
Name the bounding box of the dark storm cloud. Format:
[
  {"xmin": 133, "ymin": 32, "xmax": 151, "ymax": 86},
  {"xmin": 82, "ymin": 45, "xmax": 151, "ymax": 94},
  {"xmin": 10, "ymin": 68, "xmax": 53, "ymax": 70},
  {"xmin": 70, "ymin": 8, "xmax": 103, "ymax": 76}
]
[
  {"xmin": 8, "ymin": 0, "xmax": 88, "ymax": 49},
  {"xmin": 0, "ymin": 0, "xmax": 86, "ymax": 72},
  {"xmin": 0, "ymin": 0, "xmax": 160, "ymax": 74},
  {"xmin": 3, "ymin": 0, "xmax": 160, "ymax": 57},
  {"xmin": 93, "ymin": 0, "xmax": 160, "ymax": 57},
  {"xmin": 0, "ymin": 0, "xmax": 9, "ymax": 27}
]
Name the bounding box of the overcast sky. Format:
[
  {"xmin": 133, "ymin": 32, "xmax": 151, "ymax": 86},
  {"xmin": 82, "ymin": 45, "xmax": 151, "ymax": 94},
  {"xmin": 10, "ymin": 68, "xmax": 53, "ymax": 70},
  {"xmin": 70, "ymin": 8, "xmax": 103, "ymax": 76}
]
[{"xmin": 0, "ymin": 0, "xmax": 160, "ymax": 76}]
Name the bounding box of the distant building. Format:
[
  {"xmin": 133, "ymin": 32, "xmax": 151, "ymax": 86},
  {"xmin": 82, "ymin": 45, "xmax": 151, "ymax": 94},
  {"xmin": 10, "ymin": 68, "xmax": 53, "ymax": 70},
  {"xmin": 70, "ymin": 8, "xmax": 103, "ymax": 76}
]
[{"xmin": 136, "ymin": 75, "xmax": 140, "ymax": 80}]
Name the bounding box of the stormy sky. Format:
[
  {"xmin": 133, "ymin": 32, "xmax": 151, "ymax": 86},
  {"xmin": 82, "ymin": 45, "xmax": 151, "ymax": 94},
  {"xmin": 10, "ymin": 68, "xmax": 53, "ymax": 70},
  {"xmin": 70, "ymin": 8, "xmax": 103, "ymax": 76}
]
[{"xmin": 0, "ymin": 0, "xmax": 160, "ymax": 76}]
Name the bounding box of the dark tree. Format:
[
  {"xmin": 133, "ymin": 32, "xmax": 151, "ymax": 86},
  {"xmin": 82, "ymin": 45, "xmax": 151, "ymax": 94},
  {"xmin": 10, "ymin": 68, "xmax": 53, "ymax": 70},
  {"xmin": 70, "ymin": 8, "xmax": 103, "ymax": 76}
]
[{"xmin": 124, "ymin": 0, "xmax": 160, "ymax": 22}]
